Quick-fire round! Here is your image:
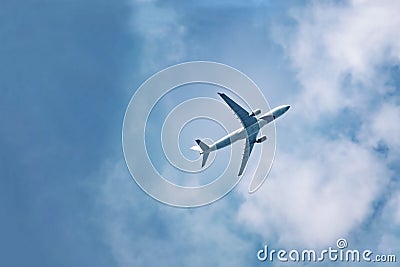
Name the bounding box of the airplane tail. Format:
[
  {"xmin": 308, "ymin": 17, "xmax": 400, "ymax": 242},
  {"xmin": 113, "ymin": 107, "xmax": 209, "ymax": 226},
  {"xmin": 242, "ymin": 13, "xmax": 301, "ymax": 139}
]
[{"xmin": 190, "ymin": 139, "xmax": 210, "ymax": 167}]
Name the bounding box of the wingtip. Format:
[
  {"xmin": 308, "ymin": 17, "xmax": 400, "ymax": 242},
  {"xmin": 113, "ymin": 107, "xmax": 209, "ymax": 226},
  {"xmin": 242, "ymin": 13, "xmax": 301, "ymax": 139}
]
[
  {"xmin": 195, "ymin": 139, "xmax": 201, "ymax": 144},
  {"xmin": 217, "ymin": 92, "xmax": 224, "ymax": 96}
]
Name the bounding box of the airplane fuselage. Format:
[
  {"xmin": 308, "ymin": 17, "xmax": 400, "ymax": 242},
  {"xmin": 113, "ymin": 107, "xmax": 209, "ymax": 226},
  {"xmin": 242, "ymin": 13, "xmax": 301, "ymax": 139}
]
[{"xmin": 204, "ymin": 105, "xmax": 290, "ymax": 153}]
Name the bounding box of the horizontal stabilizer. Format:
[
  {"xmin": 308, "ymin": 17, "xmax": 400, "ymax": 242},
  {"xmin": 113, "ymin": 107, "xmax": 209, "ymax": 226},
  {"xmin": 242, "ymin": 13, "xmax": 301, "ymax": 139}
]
[
  {"xmin": 194, "ymin": 139, "xmax": 211, "ymax": 168},
  {"xmin": 201, "ymin": 152, "xmax": 210, "ymax": 168},
  {"xmin": 195, "ymin": 139, "xmax": 210, "ymax": 152},
  {"xmin": 190, "ymin": 145, "xmax": 202, "ymax": 152}
]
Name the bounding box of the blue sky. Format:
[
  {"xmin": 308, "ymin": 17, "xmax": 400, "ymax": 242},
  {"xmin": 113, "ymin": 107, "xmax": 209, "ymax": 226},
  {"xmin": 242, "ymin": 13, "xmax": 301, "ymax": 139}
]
[{"xmin": 1, "ymin": 0, "xmax": 399, "ymax": 266}]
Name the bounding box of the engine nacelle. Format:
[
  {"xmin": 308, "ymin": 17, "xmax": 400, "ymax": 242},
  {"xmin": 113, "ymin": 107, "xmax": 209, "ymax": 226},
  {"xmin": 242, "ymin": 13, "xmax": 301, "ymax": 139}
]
[
  {"xmin": 249, "ymin": 109, "xmax": 261, "ymax": 117},
  {"xmin": 256, "ymin": 136, "xmax": 267, "ymax": 143}
]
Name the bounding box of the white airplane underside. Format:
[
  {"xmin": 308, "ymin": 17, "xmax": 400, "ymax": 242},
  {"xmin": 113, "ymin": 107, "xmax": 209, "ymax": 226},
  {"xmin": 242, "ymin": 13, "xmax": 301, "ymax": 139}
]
[{"xmin": 190, "ymin": 93, "xmax": 290, "ymax": 176}]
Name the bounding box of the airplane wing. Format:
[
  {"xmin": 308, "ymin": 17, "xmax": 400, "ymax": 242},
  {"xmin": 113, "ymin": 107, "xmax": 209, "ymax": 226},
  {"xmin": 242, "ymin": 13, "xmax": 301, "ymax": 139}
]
[
  {"xmin": 238, "ymin": 133, "xmax": 257, "ymax": 176},
  {"xmin": 218, "ymin": 93, "xmax": 257, "ymax": 128},
  {"xmin": 218, "ymin": 93, "xmax": 260, "ymax": 176}
]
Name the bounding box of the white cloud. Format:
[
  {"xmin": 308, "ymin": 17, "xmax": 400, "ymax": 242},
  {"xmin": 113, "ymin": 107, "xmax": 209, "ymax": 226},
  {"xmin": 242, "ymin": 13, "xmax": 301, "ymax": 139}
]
[
  {"xmin": 238, "ymin": 0, "xmax": 400, "ymax": 250},
  {"xmin": 129, "ymin": 0, "xmax": 186, "ymax": 74},
  {"xmin": 97, "ymin": 1, "xmax": 400, "ymax": 265},
  {"xmin": 324, "ymin": 1, "xmax": 400, "ymax": 78},
  {"xmin": 360, "ymin": 102, "xmax": 400, "ymax": 150},
  {"xmin": 393, "ymin": 195, "xmax": 400, "ymax": 224},
  {"xmin": 238, "ymin": 138, "xmax": 390, "ymax": 247},
  {"xmin": 284, "ymin": 0, "xmax": 400, "ymax": 119},
  {"xmin": 374, "ymin": 190, "xmax": 400, "ymax": 255},
  {"xmin": 97, "ymin": 160, "xmax": 255, "ymax": 267}
]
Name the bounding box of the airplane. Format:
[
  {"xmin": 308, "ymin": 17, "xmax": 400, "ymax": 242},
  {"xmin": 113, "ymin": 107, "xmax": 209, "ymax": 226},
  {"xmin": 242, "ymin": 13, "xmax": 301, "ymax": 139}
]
[{"xmin": 190, "ymin": 93, "xmax": 290, "ymax": 176}]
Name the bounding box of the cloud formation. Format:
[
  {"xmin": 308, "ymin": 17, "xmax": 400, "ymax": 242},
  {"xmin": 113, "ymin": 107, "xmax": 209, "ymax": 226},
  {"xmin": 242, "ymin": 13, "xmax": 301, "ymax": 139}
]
[
  {"xmin": 283, "ymin": 0, "xmax": 400, "ymax": 118},
  {"xmin": 130, "ymin": 0, "xmax": 186, "ymax": 74},
  {"xmin": 97, "ymin": 1, "xmax": 400, "ymax": 266},
  {"xmin": 238, "ymin": 0, "xmax": 400, "ymax": 255},
  {"xmin": 98, "ymin": 160, "xmax": 255, "ymax": 267}
]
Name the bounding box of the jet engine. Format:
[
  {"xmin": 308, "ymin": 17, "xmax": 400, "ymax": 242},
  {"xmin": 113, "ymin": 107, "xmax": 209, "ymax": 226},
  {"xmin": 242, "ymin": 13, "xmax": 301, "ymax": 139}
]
[
  {"xmin": 256, "ymin": 136, "xmax": 267, "ymax": 143},
  {"xmin": 249, "ymin": 109, "xmax": 261, "ymax": 116}
]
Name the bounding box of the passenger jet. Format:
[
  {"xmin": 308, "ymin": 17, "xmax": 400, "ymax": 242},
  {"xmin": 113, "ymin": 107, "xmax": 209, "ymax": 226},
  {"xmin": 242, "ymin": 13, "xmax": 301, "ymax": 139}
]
[{"xmin": 191, "ymin": 93, "xmax": 290, "ymax": 176}]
